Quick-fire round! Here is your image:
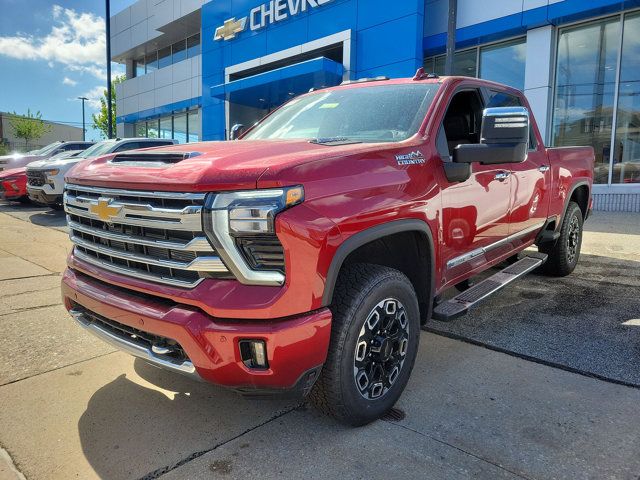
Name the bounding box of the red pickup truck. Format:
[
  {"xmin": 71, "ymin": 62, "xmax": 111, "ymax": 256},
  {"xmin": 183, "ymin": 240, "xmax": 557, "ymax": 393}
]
[{"xmin": 62, "ymin": 73, "xmax": 594, "ymax": 425}]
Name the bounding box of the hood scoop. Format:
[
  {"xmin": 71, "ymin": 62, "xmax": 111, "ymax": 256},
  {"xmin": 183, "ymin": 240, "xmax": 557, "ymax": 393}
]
[{"xmin": 109, "ymin": 151, "xmax": 201, "ymax": 167}]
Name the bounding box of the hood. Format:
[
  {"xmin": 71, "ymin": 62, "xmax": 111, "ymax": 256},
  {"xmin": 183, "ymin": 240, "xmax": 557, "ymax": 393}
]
[
  {"xmin": 65, "ymin": 139, "xmax": 387, "ymax": 192},
  {"xmin": 27, "ymin": 158, "xmax": 70, "ymax": 169},
  {"xmin": 0, "ymin": 154, "xmax": 46, "ymax": 171},
  {"xmin": 0, "ymin": 167, "xmax": 27, "ymax": 179}
]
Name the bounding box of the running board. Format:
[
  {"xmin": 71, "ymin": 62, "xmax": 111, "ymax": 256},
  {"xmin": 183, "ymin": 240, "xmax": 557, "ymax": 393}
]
[{"xmin": 432, "ymin": 252, "xmax": 548, "ymax": 322}]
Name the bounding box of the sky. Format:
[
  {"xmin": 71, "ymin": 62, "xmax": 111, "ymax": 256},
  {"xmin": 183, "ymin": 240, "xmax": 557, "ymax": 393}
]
[{"xmin": 0, "ymin": 0, "xmax": 135, "ymax": 142}]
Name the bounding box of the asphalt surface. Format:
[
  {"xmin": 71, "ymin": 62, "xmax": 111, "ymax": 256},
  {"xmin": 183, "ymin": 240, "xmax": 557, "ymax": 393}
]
[
  {"xmin": 0, "ymin": 201, "xmax": 639, "ymax": 480},
  {"xmin": 427, "ymin": 252, "xmax": 640, "ymax": 387}
]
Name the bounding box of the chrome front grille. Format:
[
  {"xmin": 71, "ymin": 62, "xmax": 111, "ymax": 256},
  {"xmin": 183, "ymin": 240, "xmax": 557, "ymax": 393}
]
[{"xmin": 64, "ymin": 184, "xmax": 230, "ymax": 287}]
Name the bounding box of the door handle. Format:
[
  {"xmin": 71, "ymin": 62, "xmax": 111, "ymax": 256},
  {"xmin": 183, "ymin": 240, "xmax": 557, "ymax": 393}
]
[
  {"xmin": 538, "ymin": 165, "xmax": 550, "ymax": 173},
  {"xmin": 494, "ymin": 171, "xmax": 511, "ymax": 181}
]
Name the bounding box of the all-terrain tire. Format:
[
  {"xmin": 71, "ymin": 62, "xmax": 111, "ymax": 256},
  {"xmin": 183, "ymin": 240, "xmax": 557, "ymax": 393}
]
[
  {"xmin": 539, "ymin": 201, "xmax": 583, "ymax": 276},
  {"xmin": 309, "ymin": 263, "xmax": 421, "ymax": 426}
]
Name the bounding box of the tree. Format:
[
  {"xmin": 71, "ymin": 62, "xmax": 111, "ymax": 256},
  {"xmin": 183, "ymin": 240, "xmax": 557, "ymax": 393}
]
[
  {"xmin": 92, "ymin": 75, "xmax": 125, "ymax": 139},
  {"xmin": 8, "ymin": 110, "xmax": 52, "ymax": 149}
]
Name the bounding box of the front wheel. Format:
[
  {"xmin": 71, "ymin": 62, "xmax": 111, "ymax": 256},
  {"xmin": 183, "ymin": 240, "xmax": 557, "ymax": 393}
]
[
  {"xmin": 539, "ymin": 201, "xmax": 583, "ymax": 276},
  {"xmin": 309, "ymin": 264, "xmax": 421, "ymax": 426}
]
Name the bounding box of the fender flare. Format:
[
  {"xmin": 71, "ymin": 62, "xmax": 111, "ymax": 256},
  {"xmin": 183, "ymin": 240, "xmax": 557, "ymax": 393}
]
[
  {"xmin": 559, "ymin": 180, "xmax": 591, "ymax": 228},
  {"xmin": 321, "ymin": 219, "xmax": 437, "ymax": 321}
]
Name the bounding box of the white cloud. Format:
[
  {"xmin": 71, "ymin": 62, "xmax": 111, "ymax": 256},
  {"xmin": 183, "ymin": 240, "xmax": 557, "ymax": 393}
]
[
  {"xmin": 80, "ymin": 85, "xmax": 107, "ymax": 110},
  {"xmin": 0, "ymin": 5, "xmax": 106, "ymax": 79},
  {"xmin": 62, "ymin": 76, "xmax": 77, "ymax": 86}
]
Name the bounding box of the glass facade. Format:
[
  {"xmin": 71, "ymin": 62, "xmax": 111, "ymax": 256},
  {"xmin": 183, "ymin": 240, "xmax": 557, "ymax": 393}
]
[
  {"xmin": 425, "ymin": 38, "xmax": 526, "ymax": 91},
  {"xmin": 132, "ymin": 34, "xmax": 201, "ymax": 77},
  {"xmin": 552, "ymin": 12, "xmax": 640, "ymax": 184},
  {"xmin": 479, "ymin": 39, "xmax": 526, "ymax": 90},
  {"xmin": 134, "ymin": 108, "xmax": 201, "ymax": 143}
]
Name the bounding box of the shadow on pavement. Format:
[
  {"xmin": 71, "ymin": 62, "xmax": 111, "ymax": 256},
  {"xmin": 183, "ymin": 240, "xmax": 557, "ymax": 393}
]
[
  {"xmin": 28, "ymin": 209, "xmax": 67, "ymax": 228},
  {"xmin": 77, "ymin": 359, "xmax": 296, "ymax": 480}
]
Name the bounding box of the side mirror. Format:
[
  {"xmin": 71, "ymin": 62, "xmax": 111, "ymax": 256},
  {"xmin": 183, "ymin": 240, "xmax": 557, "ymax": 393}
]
[
  {"xmin": 229, "ymin": 123, "xmax": 246, "ymax": 141},
  {"xmin": 453, "ymin": 107, "xmax": 529, "ymax": 165}
]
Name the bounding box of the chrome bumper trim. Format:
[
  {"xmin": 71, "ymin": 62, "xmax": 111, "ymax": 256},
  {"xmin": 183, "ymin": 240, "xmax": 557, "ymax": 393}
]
[{"xmin": 69, "ymin": 308, "xmax": 200, "ymax": 380}]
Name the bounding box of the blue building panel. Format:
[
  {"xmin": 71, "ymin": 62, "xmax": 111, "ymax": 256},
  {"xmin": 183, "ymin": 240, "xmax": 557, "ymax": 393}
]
[
  {"xmin": 424, "ymin": 0, "xmax": 640, "ymax": 56},
  {"xmin": 200, "ymin": 0, "xmax": 426, "ymax": 140}
]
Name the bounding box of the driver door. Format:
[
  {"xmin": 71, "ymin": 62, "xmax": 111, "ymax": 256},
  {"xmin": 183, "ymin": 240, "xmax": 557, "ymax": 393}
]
[{"xmin": 438, "ymin": 88, "xmax": 513, "ymax": 282}]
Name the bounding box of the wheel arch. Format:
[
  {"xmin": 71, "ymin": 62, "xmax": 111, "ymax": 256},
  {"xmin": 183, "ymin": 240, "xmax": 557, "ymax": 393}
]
[
  {"xmin": 562, "ymin": 181, "xmax": 591, "ymax": 224},
  {"xmin": 322, "ymin": 219, "xmax": 436, "ymax": 324}
]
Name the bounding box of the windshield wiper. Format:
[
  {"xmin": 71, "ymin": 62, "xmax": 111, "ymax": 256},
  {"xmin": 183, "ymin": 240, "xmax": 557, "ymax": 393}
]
[{"xmin": 309, "ymin": 137, "xmax": 363, "ymax": 146}]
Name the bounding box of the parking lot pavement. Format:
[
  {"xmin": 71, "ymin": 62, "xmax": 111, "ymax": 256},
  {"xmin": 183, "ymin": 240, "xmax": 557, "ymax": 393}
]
[
  {"xmin": 427, "ymin": 212, "xmax": 640, "ymax": 387},
  {"xmin": 0, "ymin": 201, "xmax": 67, "ymax": 232},
  {"xmin": 0, "ymin": 203, "xmax": 639, "ymax": 480}
]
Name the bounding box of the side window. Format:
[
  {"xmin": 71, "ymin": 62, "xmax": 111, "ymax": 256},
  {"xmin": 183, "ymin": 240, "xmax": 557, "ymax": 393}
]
[
  {"xmin": 487, "ymin": 91, "xmax": 521, "ymax": 108},
  {"xmin": 113, "ymin": 142, "xmax": 139, "ymax": 152},
  {"xmin": 436, "ymin": 125, "xmax": 451, "ymax": 160},
  {"xmin": 441, "ymin": 89, "xmax": 484, "ymax": 157},
  {"xmin": 487, "ymin": 90, "xmax": 538, "ymax": 150}
]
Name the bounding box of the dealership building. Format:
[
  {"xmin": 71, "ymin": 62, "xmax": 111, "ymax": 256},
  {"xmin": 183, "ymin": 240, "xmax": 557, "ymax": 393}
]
[{"xmin": 111, "ymin": 0, "xmax": 640, "ymax": 211}]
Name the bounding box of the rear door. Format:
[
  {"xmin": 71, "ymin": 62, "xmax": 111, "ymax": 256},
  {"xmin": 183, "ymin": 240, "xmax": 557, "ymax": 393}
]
[
  {"xmin": 438, "ymin": 86, "xmax": 513, "ymax": 279},
  {"xmin": 484, "ymin": 90, "xmax": 551, "ymax": 235}
]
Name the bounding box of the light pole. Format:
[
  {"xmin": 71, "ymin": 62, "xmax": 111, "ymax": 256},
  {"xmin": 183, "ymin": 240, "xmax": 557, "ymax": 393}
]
[
  {"xmin": 77, "ymin": 96, "xmax": 88, "ymax": 141},
  {"xmin": 105, "ymin": 0, "xmax": 113, "ymax": 139},
  {"xmin": 444, "ymin": 0, "xmax": 457, "ymax": 75}
]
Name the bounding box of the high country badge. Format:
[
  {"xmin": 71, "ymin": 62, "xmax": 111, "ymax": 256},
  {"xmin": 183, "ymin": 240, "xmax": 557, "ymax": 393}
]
[{"xmin": 395, "ymin": 151, "xmax": 426, "ymax": 165}]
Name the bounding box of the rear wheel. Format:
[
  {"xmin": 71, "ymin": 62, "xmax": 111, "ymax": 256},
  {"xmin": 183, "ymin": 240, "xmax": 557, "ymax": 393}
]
[
  {"xmin": 539, "ymin": 201, "xmax": 583, "ymax": 276},
  {"xmin": 310, "ymin": 264, "xmax": 420, "ymax": 426}
]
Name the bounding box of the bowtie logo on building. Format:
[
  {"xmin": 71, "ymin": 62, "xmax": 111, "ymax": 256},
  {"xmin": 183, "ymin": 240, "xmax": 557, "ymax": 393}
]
[
  {"xmin": 214, "ymin": 0, "xmax": 332, "ymax": 42},
  {"xmin": 89, "ymin": 198, "xmax": 122, "ymax": 222},
  {"xmin": 214, "ymin": 17, "xmax": 247, "ymax": 41}
]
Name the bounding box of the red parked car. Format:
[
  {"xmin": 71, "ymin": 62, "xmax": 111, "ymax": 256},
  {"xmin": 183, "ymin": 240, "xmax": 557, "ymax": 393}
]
[
  {"xmin": 0, "ymin": 168, "xmax": 28, "ymax": 202},
  {"xmin": 61, "ymin": 73, "xmax": 594, "ymax": 425}
]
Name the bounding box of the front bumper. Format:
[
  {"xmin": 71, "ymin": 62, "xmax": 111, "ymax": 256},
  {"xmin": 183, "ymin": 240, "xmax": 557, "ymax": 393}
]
[
  {"xmin": 27, "ymin": 186, "xmax": 62, "ymax": 205},
  {"xmin": 0, "ymin": 180, "xmax": 26, "ymax": 200},
  {"xmin": 62, "ymin": 267, "xmax": 332, "ymax": 393}
]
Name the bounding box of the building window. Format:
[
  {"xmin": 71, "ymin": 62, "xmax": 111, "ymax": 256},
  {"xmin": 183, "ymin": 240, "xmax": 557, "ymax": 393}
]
[
  {"xmin": 133, "ymin": 109, "xmax": 201, "ymax": 143},
  {"xmin": 187, "ymin": 34, "xmax": 201, "ymax": 58},
  {"xmin": 479, "ymin": 39, "xmax": 526, "ymax": 91},
  {"xmin": 145, "ymin": 52, "xmax": 158, "ymax": 72},
  {"xmin": 174, "ymin": 113, "xmax": 187, "ymax": 144},
  {"xmin": 135, "ymin": 122, "xmax": 146, "ymax": 137},
  {"xmin": 552, "ymin": 13, "xmax": 640, "ymax": 185},
  {"xmin": 133, "ymin": 58, "xmax": 145, "ymax": 77},
  {"xmin": 147, "ymin": 119, "xmax": 159, "ymax": 138},
  {"xmin": 159, "ymin": 116, "xmax": 172, "ymax": 139},
  {"xmin": 613, "ymin": 12, "xmax": 640, "ymax": 184},
  {"xmin": 424, "ymin": 37, "xmax": 526, "ymax": 91},
  {"xmin": 158, "ymin": 46, "xmax": 172, "ymax": 69},
  {"xmin": 187, "ymin": 109, "xmax": 200, "ymax": 142},
  {"xmin": 131, "ymin": 34, "xmax": 201, "ymax": 78},
  {"xmin": 172, "ymin": 39, "xmax": 187, "ymax": 64}
]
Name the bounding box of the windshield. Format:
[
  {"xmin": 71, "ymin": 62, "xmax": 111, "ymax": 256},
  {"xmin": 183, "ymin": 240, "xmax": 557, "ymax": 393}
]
[
  {"xmin": 244, "ymin": 84, "xmax": 436, "ymax": 143},
  {"xmin": 37, "ymin": 142, "xmax": 63, "ymax": 156},
  {"xmin": 77, "ymin": 140, "xmax": 116, "ymax": 158}
]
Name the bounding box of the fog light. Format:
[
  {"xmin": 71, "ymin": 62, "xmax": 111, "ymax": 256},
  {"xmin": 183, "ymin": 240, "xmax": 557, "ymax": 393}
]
[{"xmin": 239, "ymin": 339, "xmax": 268, "ymax": 369}]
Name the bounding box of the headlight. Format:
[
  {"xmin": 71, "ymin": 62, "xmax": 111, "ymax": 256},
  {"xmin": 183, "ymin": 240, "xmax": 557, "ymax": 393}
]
[
  {"xmin": 44, "ymin": 169, "xmax": 60, "ymax": 177},
  {"xmin": 203, "ymin": 186, "xmax": 304, "ymax": 286}
]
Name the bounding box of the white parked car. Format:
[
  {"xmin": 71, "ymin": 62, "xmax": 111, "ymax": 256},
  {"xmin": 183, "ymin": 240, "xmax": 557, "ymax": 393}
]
[
  {"xmin": 26, "ymin": 138, "xmax": 177, "ymax": 208},
  {"xmin": 0, "ymin": 141, "xmax": 93, "ymax": 172}
]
